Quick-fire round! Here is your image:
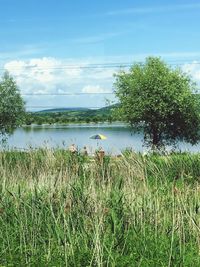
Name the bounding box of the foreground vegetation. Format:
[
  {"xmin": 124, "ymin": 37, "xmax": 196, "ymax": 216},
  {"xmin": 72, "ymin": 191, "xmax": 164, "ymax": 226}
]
[{"xmin": 0, "ymin": 149, "xmax": 200, "ymax": 266}]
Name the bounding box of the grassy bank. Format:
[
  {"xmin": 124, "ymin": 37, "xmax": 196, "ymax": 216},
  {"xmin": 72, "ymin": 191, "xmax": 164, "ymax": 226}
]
[{"xmin": 0, "ymin": 149, "xmax": 200, "ymax": 266}]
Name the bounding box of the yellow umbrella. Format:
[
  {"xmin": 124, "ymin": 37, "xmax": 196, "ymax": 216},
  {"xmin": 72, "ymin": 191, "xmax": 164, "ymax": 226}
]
[
  {"xmin": 90, "ymin": 134, "xmax": 107, "ymax": 140},
  {"xmin": 90, "ymin": 134, "xmax": 107, "ymax": 148}
]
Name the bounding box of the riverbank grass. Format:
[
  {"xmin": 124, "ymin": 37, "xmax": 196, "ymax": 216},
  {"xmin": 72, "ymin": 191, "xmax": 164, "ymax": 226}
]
[{"xmin": 0, "ymin": 149, "xmax": 200, "ymax": 266}]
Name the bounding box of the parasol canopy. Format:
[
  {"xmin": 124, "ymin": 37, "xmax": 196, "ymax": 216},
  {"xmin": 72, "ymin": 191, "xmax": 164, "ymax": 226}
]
[{"xmin": 90, "ymin": 134, "xmax": 107, "ymax": 140}]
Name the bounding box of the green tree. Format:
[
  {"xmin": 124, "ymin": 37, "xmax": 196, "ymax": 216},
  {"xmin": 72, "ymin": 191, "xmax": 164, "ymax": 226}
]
[
  {"xmin": 24, "ymin": 112, "xmax": 34, "ymax": 125},
  {"xmin": 85, "ymin": 117, "xmax": 91, "ymax": 123},
  {"xmin": 0, "ymin": 72, "xmax": 25, "ymax": 138},
  {"xmin": 114, "ymin": 57, "xmax": 200, "ymax": 150}
]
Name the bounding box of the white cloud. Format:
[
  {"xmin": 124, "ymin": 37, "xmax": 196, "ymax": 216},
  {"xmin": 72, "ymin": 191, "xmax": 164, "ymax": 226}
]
[
  {"xmin": 4, "ymin": 56, "xmax": 200, "ymax": 96},
  {"xmin": 4, "ymin": 57, "xmax": 117, "ymax": 95},
  {"xmin": 3, "ymin": 57, "xmax": 116, "ymax": 110},
  {"xmin": 6, "ymin": 54, "xmax": 200, "ymax": 110},
  {"xmin": 4, "ymin": 60, "xmax": 27, "ymax": 76},
  {"xmin": 182, "ymin": 61, "xmax": 200, "ymax": 83},
  {"xmin": 4, "ymin": 57, "xmax": 83, "ymax": 94},
  {"xmin": 82, "ymin": 85, "xmax": 109, "ymax": 94}
]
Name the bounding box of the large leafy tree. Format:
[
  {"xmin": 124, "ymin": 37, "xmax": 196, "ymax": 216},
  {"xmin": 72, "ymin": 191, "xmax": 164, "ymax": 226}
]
[
  {"xmin": 114, "ymin": 57, "xmax": 200, "ymax": 149},
  {"xmin": 0, "ymin": 72, "xmax": 25, "ymax": 138}
]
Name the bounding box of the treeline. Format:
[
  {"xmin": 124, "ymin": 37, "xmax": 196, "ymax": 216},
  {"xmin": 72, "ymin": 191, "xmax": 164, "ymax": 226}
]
[
  {"xmin": 24, "ymin": 111, "xmax": 115, "ymax": 125},
  {"xmin": 24, "ymin": 105, "xmax": 120, "ymax": 125}
]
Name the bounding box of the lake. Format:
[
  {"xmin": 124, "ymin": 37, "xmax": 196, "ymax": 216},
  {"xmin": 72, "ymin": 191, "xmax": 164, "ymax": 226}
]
[{"xmin": 5, "ymin": 122, "xmax": 200, "ymax": 154}]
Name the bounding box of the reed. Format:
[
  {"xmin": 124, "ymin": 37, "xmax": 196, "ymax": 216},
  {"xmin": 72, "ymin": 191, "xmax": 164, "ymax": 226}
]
[{"xmin": 0, "ymin": 149, "xmax": 200, "ymax": 266}]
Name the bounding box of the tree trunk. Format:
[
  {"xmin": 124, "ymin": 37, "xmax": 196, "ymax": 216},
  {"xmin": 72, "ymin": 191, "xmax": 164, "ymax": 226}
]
[{"xmin": 152, "ymin": 126, "xmax": 160, "ymax": 150}]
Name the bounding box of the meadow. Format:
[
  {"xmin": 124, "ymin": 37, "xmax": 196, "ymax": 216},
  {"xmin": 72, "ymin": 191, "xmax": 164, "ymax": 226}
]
[{"xmin": 0, "ymin": 149, "xmax": 200, "ymax": 266}]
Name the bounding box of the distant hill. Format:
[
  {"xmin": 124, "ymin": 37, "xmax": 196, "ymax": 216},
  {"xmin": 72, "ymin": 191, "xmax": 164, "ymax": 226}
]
[
  {"xmin": 35, "ymin": 104, "xmax": 118, "ymax": 116},
  {"xmin": 25, "ymin": 104, "xmax": 120, "ymax": 125},
  {"xmin": 37, "ymin": 107, "xmax": 90, "ymax": 113}
]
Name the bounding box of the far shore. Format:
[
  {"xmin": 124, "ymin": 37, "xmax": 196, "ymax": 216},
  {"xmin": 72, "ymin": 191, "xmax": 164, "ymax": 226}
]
[{"xmin": 21, "ymin": 121, "xmax": 128, "ymax": 127}]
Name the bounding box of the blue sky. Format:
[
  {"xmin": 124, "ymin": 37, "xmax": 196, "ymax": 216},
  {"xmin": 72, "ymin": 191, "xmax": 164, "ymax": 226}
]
[{"xmin": 1, "ymin": 0, "xmax": 200, "ymax": 110}]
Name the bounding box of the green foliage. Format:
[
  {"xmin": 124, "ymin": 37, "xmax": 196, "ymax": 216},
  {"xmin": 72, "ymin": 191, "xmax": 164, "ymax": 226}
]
[
  {"xmin": 114, "ymin": 57, "xmax": 200, "ymax": 149},
  {"xmin": 0, "ymin": 150, "xmax": 200, "ymax": 265},
  {"xmin": 0, "ymin": 72, "xmax": 25, "ymax": 137},
  {"xmin": 24, "ymin": 105, "xmax": 118, "ymax": 125}
]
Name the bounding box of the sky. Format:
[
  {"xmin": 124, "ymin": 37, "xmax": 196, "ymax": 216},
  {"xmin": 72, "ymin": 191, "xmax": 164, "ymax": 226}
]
[{"xmin": 0, "ymin": 0, "xmax": 200, "ymax": 110}]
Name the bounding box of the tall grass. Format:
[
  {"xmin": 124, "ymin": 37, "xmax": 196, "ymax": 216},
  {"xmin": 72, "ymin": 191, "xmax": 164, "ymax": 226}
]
[{"xmin": 0, "ymin": 149, "xmax": 200, "ymax": 266}]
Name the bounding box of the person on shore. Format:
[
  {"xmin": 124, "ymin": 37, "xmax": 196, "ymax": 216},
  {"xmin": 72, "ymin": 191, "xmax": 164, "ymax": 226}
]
[
  {"xmin": 68, "ymin": 144, "xmax": 77, "ymax": 154},
  {"xmin": 81, "ymin": 146, "xmax": 88, "ymax": 156},
  {"xmin": 96, "ymin": 146, "xmax": 105, "ymax": 162}
]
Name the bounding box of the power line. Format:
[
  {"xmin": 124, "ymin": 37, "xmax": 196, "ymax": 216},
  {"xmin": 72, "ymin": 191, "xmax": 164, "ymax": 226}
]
[
  {"xmin": 17, "ymin": 88, "xmax": 200, "ymax": 96},
  {"xmin": 0, "ymin": 104, "xmax": 113, "ymax": 109},
  {"xmin": 1, "ymin": 60, "xmax": 200, "ymax": 71},
  {"xmin": 1, "ymin": 62, "xmax": 130, "ymax": 71},
  {"xmin": 2, "ymin": 90, "xmax": 200, "ymax": 96},
  {"xmin": 25, "ymin": 106, "xmax": 108, "ymax": 109},
  {"xmin": 20, "ymin": 92, "xmax": 114, "ymax": 96}
]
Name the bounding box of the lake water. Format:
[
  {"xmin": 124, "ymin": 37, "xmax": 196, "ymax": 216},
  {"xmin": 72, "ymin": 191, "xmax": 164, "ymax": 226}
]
[{"xmin": 5, "ymin": 123, "xmax": 200, "ymax": 154}]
